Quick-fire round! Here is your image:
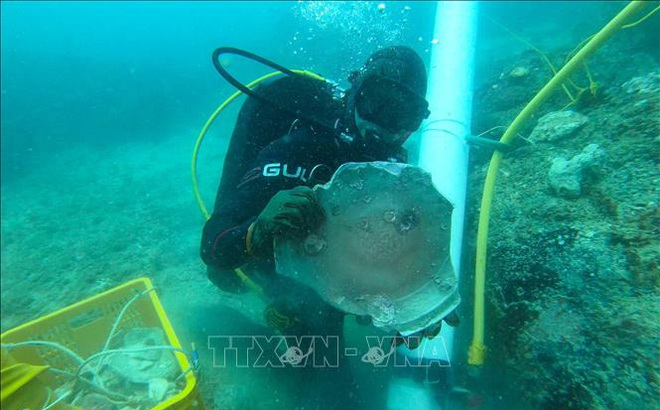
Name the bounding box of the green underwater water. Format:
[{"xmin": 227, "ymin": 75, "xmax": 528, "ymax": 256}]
[{"xmin": 1, "ymin": 2, "xmax": 658, "ymax": 409}]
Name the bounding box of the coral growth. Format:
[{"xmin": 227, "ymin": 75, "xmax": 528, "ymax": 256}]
[{"xmin": 466, "ymin": 38, "xmax": 659, "ymax": 409}]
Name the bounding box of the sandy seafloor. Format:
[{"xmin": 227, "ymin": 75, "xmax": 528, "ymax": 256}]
[{"xmin": 1, "ymin": 131, "xmax": 281, "ymax": 407}]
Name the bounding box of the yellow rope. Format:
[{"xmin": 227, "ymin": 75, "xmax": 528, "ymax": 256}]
[{"xmin": 621, "ymin": 4, "xmax": 659, "ymax": 28}]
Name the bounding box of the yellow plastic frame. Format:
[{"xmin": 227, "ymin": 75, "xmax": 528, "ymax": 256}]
[{"xmin": 0, "ymin": 277, "xmax": 202, "ymax": 410}]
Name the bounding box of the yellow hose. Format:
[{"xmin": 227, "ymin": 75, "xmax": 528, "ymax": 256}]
[
  {"xmin": 468, "ymin": 0, "xmax": 649, "ymax": 366},
  {"xmin": 191, "ymin": 69, "xmax": 326, "ymax": 299}
]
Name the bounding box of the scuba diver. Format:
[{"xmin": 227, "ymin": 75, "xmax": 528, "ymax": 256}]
[
  {"xmin": 200, "ymin": 45, "xmax": 454, "ymax": 408},
  {"xmin": 199, "ymin": 44, "xmax": 459, "ymax": 337},
  {"xmin": 200, "ymin": 44, "xmax": 437, "ymax": 321}
]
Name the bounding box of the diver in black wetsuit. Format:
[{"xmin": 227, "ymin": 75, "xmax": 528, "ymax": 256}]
[
  {"xmin": 200, "ymin": 44, "xmax": 448, "ymax": 335},
  {"xmin": 200, "ymin": 45, "xmax": 440, "ymax": 409},
  {"xmin": 201, "ymin": 45, "xmax": 429, "ymax": 290},
  {"xmin": 203, "ymin": 46, "xmax": 439, "ymax": 329}
]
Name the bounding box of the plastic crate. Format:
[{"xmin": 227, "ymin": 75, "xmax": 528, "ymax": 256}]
[{"xmin": 1, "ymin": 277, "xmax": 203, "ymax": 410}]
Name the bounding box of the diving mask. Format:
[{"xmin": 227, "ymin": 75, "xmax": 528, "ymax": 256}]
[{"xmin": 355, "ymin": 75, "xmax": 430, "ymax": 135}]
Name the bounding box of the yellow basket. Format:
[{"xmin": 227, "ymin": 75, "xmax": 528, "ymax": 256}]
[{"xmin": 0, "ymin": 277, "xmax": 203, "ymax": 410}]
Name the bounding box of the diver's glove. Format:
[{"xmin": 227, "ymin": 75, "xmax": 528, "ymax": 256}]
[
  {"xmin": 395, "ymin": 310, "xmax": 460, "ymax": 350},
  {"xmin": 247, "ymin": 186, "xmax": 325, "ymax": 258}
]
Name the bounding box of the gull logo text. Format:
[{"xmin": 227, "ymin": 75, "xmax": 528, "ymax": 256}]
[{"xmin": 263, "ymin": 163, "xmax": 311, "ymax": 182}]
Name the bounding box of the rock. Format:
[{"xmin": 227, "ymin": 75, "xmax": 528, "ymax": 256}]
[
  {"xmin": 148, "ymin": 378, "xmax": 170, "ymax": 402},
  {"xmin": 548, "ymin": 144, "xmax": 606, "ymax": 198},
  {"xmin": 549, "ymin": 157, "xmax": 581, "ymax": 197},
  {"xmin": 621, "ymin": 72, "xmax": 660, "ymax": 95},
  {"xmin": 529, "ymin": 110, "xmax": 589, "ymax": 143},
  {"xmin": 509, "ymin": 66, "xmax": 530, "ymax": 79}
]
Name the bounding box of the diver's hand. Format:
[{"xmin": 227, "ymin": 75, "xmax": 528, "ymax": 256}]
[
  {"xmin": 395, "ymin": 310, "xmax": 460, "ymax": 349},
  {"xmin": 248, "ymin": 186, "xmax": 325, "ymax": 257}
]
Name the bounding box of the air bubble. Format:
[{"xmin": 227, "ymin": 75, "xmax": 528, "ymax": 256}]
[{"xmin": 304, "ymin": 235, "xmax": 327, "ymax": 255}]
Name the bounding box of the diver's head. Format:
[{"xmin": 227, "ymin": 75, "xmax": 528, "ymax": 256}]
[{"xmin": 348, "ymin": 46, "xmax": 430, "ymax": 147}]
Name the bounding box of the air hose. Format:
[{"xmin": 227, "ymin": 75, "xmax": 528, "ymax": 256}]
[{"xmin": 469, "ymin": 0, "xmax": 650, "ymax": 365}]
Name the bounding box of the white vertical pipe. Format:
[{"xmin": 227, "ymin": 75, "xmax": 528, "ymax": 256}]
[
  {"xmin": 415, "ymin": 0, "xmax": 478, "ymax": 362},
  {"xmin": 388, "ymin": 1, "xmax": 478, "ymax": 407}
]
